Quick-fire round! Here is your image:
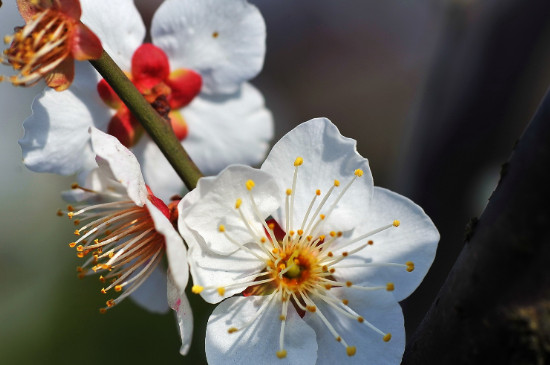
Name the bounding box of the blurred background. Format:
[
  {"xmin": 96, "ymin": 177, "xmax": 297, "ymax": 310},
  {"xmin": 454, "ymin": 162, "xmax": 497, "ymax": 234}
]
[{"xmin": 2, "ymin": 0, "xmax": 550, "ymax": 363}]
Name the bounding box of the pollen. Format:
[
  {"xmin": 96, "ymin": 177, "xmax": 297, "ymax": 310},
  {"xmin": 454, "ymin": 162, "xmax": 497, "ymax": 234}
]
[
  {"xmin": 294, "ymin": 157, "xmax": 303, "ymax": 166},
  {"xmin": 334, "ymin": 180, "xmax": 340, "ymax": 187},
  {"xmin": 56, "ymin": 209, "xmax": 63, "ymax": 217},
  {"xmin": 342, "ymin": 299, "xmax": 349, "ymax": 305},
  {"xmin": 383, "ymin": 333, "xmax": 392, "ymax": 342},
  {"xmin": 106, "ymin": 299, "xmax": 115, "ymax": 307},
  {"xmin": 297, "ymin": 229, "xmax": 304, "ymax": 235},
  {"xmin": 246, "ymin": 180, "xmax": 255, "ymax": 191},
  {"xmin": 228, "ymin": 327, "xmax": 238, "ymax": 334},
  {"xmin": 354, "ymin": 169, "xmax": 364, "ymax": 177},
  {"xmin": 316, "ymin": 189, "xmax": 321, "ymax": 196},
  {"xmin": 320, "ymin": 214, "xmax": 326, "ymax": 220},
  {"xmin": 286, "ymin": 188, "xmax": 292, "ymax": 196},
  {"xmin": 386, "ymin": 283, "xmax": 395, "ymax": 291},
  {"xmin": 192, "ymin": 285, "xmax": 204, "ymax": 294},
  {"xmin": 219, "ymin": 224, "xmax": 225, "ymax": 232},
  {"xmin": 406, "ymin": 261, "xmax": 415, "ymax": 272},
  {"xmin": 279, "ymin": 315, "xmax": 286, "ymax": 321},
  {"xmin": 235, "ymin": 198, "xmax": 242, "ymax": 209},
  {"xmin": 307, "ymin": 305, "xmax": 317, "ymax": 312},
  {"xmin": 217, "ymin": 287, "xmax": 226, "ymax": 296},
  {"xmin": 393, "ymin": 220, "xmax": 400, "ymax": 227},
  {"xmin": 114, "ymin": 285, "xmax": 123, "ymax": 292},
  {"xmin": 357, "ymin": 316, "xmax": 364, "ymax": 323},
  {"xmin": 276, "ymin": 350, "xmax": 287, "ymax": 359},
  {"xmin": 346, "ymin": 346, "xmax": 357, "ymax": 356},
  {"xmin": 68, "ymin": 242, "xmax": 76, "ymax": 248},
  {"xmin": 346, "ymin": 281, "xmax": 352, "ymax": 287}
]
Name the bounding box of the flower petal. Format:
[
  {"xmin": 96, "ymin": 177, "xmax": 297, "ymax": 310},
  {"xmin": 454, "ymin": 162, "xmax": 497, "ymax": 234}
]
[
  {"xmin": 151, "ymin": 0, "xmax": 266, "ymax": 94},
  {"xmin": 129, "ymin": 264, "xmax": 169, "ymax": 313},
  {"xmin": 334, "ymin": 187, "xmax": 439, "ymax": 302},
  {"xmin": 19, "ymin": 62, "xmax": 108, "ymax": 175},
  {"xmin": 71, "ymin": 23, "xmax": 103, "ymax": 61},
  {"xmin": 304, "ymin": 292, "xmax": 405, "ymax": 365},
  {"xmin": 131, "ymin": 43, "xmax": 170, "ymax": 84},
  {"xmin": 80, "ymin": 0, "xmax": 144, "ymax": 70},
  {"xmin": 206, "ymin": 295, "xmax": 318, "ymax": 365},
  {"xmin": 182, "ymin": 165, "xmax": 281, "ymax": 255},
  {"xmin": 167, "ymin": 272, "xmax": 193, "ymax": 355},
  {"xmin": 44, "ymin": 56, "xmax": 75, "ymax": 91},
  {"xmin": 56, "ymin": 0, "xmax": 82, "ymax": 20},
  {"xmin": 261, "ymin": 118, "xmax": 374, "ymax": 233},
  {"xmin": 90, "ymin": 128, "xmax": 148, "ymax": 205},
  {"xmin": 182, "ymin": 83, "xmax": 273, "ymax": 175}
]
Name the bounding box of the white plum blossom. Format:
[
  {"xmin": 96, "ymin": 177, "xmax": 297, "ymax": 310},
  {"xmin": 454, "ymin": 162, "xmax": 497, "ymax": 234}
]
[
  {"xmin": 178, "ymin": 118, "xmax": 439, "ymax": 364},
  {"xmin": 61, "ymin": 128, "xmax": 192, "ymax": 354},
  {"xmin": 20, "ymin": 0, "xmax": 272, "ymax": 201}
]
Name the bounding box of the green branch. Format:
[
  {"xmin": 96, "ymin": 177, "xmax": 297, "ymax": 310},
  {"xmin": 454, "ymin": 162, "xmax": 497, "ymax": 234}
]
[{"xmin": 90, "ymin": 50, "xmax": 203, "ymax": 190}]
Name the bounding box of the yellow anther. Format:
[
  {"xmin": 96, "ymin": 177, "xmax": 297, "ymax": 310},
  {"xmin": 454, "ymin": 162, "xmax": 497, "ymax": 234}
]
[
  {"xmin": 268, "ymin": 223, "xmax": 275, "ymax": 230},
  {"xmin": 336, "ymin": 336, "xmax": 342, "ymax": 342},
  {"xmin": 406, "ymin": 261, "xmax": 415, "ymax": 272},
  {"xmin": 354, "ymin": 169, "xmax": 364, "ymax": 177},
  {"xmin": 357, "ymin": 316, "xmax": 364, "ymax": 323},
  {"xmin": 56, "ymin": 209, "xmax": 63, "ymax": 217},
  {"xmin": 278, "ymin": 263, "xmax": 286, "ymax": 270},
  {"xmin": 368, "ymin": 240, "xmax": 374, "ymax": 245},
  {"xmin": 4, "ymin": 35, "xmax": 13, "ymax": 44},
  {"xmin": 319, "ymin": 235, "xmax": 325, "ymax": 240},
  {"xmin": 76, "ymin": 245, "xmax": 84, "ymax": 252},
  {"xmin": 245, "ymin": 180, "xmax": 255, "ymax": 190},
  {"xmin": 73, "ymin": 219, "xmax": 80, "ymax": 226},
  {"xmin": 99, "ymin": 308, "xmax": 107, "ymax": 314},
  {"xmin": 342, "ymin": 252, "xmax": 348, "ymax": 257},
  {"xmin": 307, "ymin": 235, "xmax": 313, "ymax": 241},
  {"xmin": 67, "ymin": 212, "xmax": 74, "ymax": 219},
  {"xmin": 276, "ymin": 350, "xmax": 288, "ymax": 359},
  {"xmin": 272, "ymin": 248, "xmax": 279, "ymax": 254},
  {"xmin": 235, "ymin": 198, "xmax": 242, "ymax": 209},
  {"xmin": 393, "ymin": 220, "xmax": 400, "ymax": 227},
  {"xmin": 289, "ymin": 230, "xmax": 295, "ymax": 236},
  {"xmin": 100, "ymin": 264, "xmax": 111, "ymax": 270},
  {"xmin": 261, "ymin": 237, "xmax": 267, "ymax": 243},
  {"xmin": 192, "ymin": 285, "xmax": 204, "ymax": 294},
  {"xmin": 74, "ymin": 229, "xmax": 80, "ymax": 236},
  {"xmin": 279, "ymin": 315, "xmax": 286, "ymax": 321},
  {"xmin": 342, "ymin": 299, "xmax": 349, "ymax": 305},
  {"xmin": 334, "ymin": 180, "xmax": 340, "ymax": 187},
  {"xmin": 330, "ymin": 231, "xmax": 336, "ymax": 237},
  {"xmin": 227, "ymin": 327, "xmax": 238, "ymax": 334},
  {"xmin": 322, "ymin": 265, "xmax": 328, "ymax": 272},
  {"xmin": 71, "ymin": 183, "xmax": 79, "ymax": 189},
  {"xmin": 329, "ymin": 268, "xmax": 335, "ymax": 274},
  {"xmin": 306, "ymin": 305, "xmax": 317, "ymax": 312},
  {"xmin": 324, "ymin": 284, "xmax": 332, "ymax": 290},
  {"xmin": 383, "ymin": 333, "xmax": 392, "ymax": 342},
  {"xmin": 346, "ymin": 346, "xmax": 357, "ymax": 356},
  {"xmin": 320, "ymin": 214, "xmax": 326, "ymax": 220},
  {"xmin": 99, "ymin": 275, "xmax": 106, "ymax": 283},
  {"xmin": 386, "ymin": 283, "xmax": 395, "ymax": 291},
  {"xmin": 327, "ymin": 252, "xmax": 333, "ymax": 257},
  {"xmin": 217, "ymin": 287, "xmax": 226, "ymax": 296},
  {"xmin": 297, "ymin": 229, "xmax": 304, "ymax": 236},
  {"xmin": 218, "ymin": 224, "xmax": 225, "ymax": 232},
  {"xmin": 316, "ymin": 189, "xmax": 321, "ymax": 196},
  {"xmin": 114, "ymin": 285, "xmax": 122, "ymax": 292},
  {"xmin": 100, "ymin": 288, "xmax": 107, "ymax": 294},
  {"xmin": 286, "ymin": 188, "xmax": 292, "ymax": 196},
  {"xmin": 67, "ymin": 205, "xmax": 74, "ymax": 212},
  {"xmin": 76, "ymin": 267, "xmax": 84, "ymax": 273},
  {"xmin": 76, "ymin": 252, "xmax": 84, "ymax": 258},
  {"xmin": 108, "ymin": 252, "xmax": 114, "ymax": 258},
  {"xmin": 106, "ymin": 299, "xmax": 115, "ymax": 307},
  {"xmin": 294, "ymin": 157, "xmax": 303, "ymax": 166},
  {"xmin": 68, "ymin": 242, "xmax": 76, "ymax": 248},
  {"xmin": 337, "ymin": 232, "xmax": 343, "ymax": 237},
  {"xmin": 346, "ymin": 281, "xmax": 352, "ymax": 287}
]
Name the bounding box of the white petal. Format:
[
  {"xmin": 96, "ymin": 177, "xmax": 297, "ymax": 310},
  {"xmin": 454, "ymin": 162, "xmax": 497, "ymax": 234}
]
[
  {"xmin": 304, "ymin": 291, "xmax": 405, "ymax": 365},
  {"xmin": 187, "ymin": 243, "xmax": 265, "ymax": 304},
  {"xmin": 19, "ymin": 63, "xmax": 108, "ymax": 175},
  {"xmin": 129, "ymin": 264, "xmax": 169, "ymax": 313},
  {"xmin": 206, "ymin": 296, "xmax": 317, "ymax": 365},
  {"xmin": 152, "ymin": 0, "xmax": 266, "ymax": 94},
  {"xmin": 261, "ymin": 118, "xmax": 374, "ymax": 233},
  {"xmin": 132, "ymin": 136, "xmax": 186, "ymax": 202},
  {"xmin": 80, "ymin": 0, "xmax": 145, "ymax": 70},
  {"xmin": 334, "ymin": 187, "xmax": 439, "ymax": 302},
  {"xmin": 182, "ymin": 83, "xmax": 273, "ymax": 175},
  {"xmin": 183, "ymin": 165, "xmax": 281, "ymax": 255},
  {"xmin": 90, "ymin": 128, "xmax": 148, "ymax": 205},
  {"xmin": 146, "ymin": 200, "xmax": 189, "ymax": 294},
  {"xmin": 167, "ymin": 272, "xmax": 193, "ymax": 355}
]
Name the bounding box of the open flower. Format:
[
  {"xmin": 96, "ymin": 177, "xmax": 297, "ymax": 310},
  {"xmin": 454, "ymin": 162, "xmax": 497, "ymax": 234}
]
[
  {"xmin": 60, "ymin": 127, "xmax": 192, "ymax": 354},
  {"xmin": 1, "ymin": 0, "xmax": 102, "ymax": 90},
  {"xmin": 178, "ymin": 118, "xmax": 439, "ymax": 364},
  {"xmin": 20, "ymin": 0, "xmax": 272, "ymax": 200}
]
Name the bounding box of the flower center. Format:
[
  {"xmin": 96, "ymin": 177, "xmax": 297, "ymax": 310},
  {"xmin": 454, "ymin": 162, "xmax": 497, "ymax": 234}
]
[
  {"xmin": 59, "ymin": 184, "xmax": 171, "ymax": 312},
  {"xmin": 1, "ymin": 8, "xmax": 72, "ymax": 87},
  {"xmin": 97, "ymin": 43, "xmax": 202, "ymax": 147}
]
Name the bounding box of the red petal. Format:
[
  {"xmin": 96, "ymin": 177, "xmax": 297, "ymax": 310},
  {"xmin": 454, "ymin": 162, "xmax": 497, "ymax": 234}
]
[
  {"xmin": 265, "ymin": 218, "xmax": 286, "ymax": 243},
  {"xmin": 168, "ymin": 110, "xmax": 188, "ymax": 141},
  {"xmin": 97, "ymin": 78, "xmax": 122, "ymax": 109},
  {"xmin": 71, "ymin": 23, "xmax": 102, "ymax": 61},
  {"xmin": 16, "ymin": 0, "xmax": 42, "ymax": 22},
  {"xmin": 146, "ymin": 186, "xmax": 170, "ymax": 220},
  {"xmin": 44, "ymin": 57, "xmax": 74, "ymax": 91},
  {"xmin": 166, "ymin": 68, "xmax": 202, "ymax": 109},
  {"xmin": 131, "ymin": 43, "xmax": 170, "ymax": 84},
  {"xmin": 54, "ymin": 0, "xmax": 81, "ymax": 19},
  {"xmin": 107, "ymin": 110, "xmax": 143, "ymax": 148}
]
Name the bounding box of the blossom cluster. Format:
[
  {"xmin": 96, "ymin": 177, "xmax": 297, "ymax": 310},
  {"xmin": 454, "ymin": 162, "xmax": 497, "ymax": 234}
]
[{"xmin": 2, "ymin": 0, "xmax": 439, "ymax": 363}]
